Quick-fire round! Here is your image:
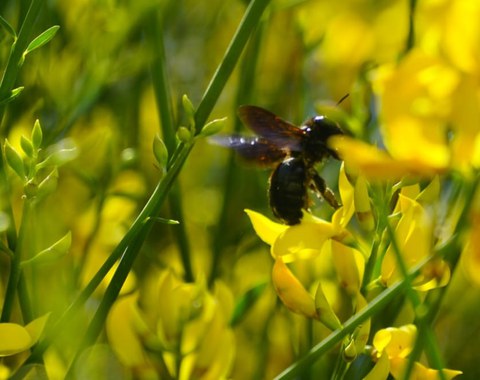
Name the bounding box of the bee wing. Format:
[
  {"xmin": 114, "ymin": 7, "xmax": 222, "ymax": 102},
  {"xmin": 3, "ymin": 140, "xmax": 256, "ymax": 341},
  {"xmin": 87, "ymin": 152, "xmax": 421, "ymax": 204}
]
[
  {"xmin": 210, "ymin": 135, "xmax": 287, "ymax": 166},
  {"xmin": 238, "ymin": 105, "xmax": 304, "ymax": 151}
]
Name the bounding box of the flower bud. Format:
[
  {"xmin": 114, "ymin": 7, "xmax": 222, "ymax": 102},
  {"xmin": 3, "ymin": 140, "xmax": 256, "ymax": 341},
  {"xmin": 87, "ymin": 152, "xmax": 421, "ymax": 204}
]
[
  {"xmin": 153, "ymin": 134, "xmax": 168, "ymax": 169},
  {"xmin": 354, "ymin": 175, "xmax": 374, "ymax": 232},
  {"xmin": 199, "ymin": 117, "xmax": 227, "ymax": 137},
  {"xmin": 177, "ymin": 126, "xmax": 193, "ymax": 143}
]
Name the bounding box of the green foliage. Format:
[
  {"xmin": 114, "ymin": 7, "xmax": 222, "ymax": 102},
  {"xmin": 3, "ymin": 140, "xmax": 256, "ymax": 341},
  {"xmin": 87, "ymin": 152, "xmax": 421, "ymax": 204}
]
[{"xmin": 0, "ymin": 0, "xmax": 478, "ymax": 379}]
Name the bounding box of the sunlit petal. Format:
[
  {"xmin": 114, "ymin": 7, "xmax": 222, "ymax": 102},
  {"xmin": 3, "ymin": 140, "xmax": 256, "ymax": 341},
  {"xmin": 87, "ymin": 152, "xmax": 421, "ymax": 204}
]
[
  {"xmin": 373, "ymin": 324, "xmax": 416, "ymax": 359},
  {"xmin": 245, "ymin": 209, "xmax": 288, "ymax": 246},
  {"xmin": 272, "ymin": 221, "xmax": 335, "ymax": 262},
  {"xmin": 390, "ymin": 357, "xmax": 462, "ymax": 380},
  {"xmin": 272, "ymin": 259, "xmax": 316, "ymax": 319},
  {"xmin": 0, "ymin": 323, "xmax": 33, "ymax": 357}
]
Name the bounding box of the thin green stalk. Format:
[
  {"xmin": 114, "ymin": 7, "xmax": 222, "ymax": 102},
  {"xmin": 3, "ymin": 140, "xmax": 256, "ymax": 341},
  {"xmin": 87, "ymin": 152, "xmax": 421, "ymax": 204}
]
[
  {"xmin": 64, "ymin": 219, "xmax": 153, "ymax": 379},
  {"xmin": 404, "ymin": 0, "xmax": 417, "ymax": 55},
  {"xmin": 404, "ymin": 173, "xmax": 480, "ymax": 378},
  {"xmin": 209, "ymin": 13, "xmax": 266, "ymax": 286},
  {"xmin": 147, "ymin": 9, "xmax": 194, "ymax": 282},
  {"xmin": 1, "ymin": 199, "xmax": 33, "ymax": 322},
  {"xmin": 0, "ymin": 0, "xmax": 44, "ymax": 125},
  {"xmin": 193, "ymin": 0, "xmax": 271, "ymax": 134},
  {"xmin": 17, "ymin": 273, "xmax": 33, "ymax": 323},
  {"xmin": 25, "ymin": 143, "xmax": 192, "ymax": 366},
  {"xmin": 273, "ymin": 255, "xmax": 438, "ymax": 380},
  {"xmin": 360, "ymin": 224, "xmax": 382, "ymax": 293},
  {"xmin": 385, "ymin": 221, "xmax": 447, "ymax": 380},
  {"xmin": 19, "ymin": 0, "xmax": 271, "ymax": 374},
  {"xmin": 0, "ymin": 0, "xmax": 44, "ymax": 322}
]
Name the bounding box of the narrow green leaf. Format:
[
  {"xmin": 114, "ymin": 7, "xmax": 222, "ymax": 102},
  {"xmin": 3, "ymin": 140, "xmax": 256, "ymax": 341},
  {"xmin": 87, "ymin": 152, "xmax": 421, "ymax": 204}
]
[
  {"xmin": 0, "ymin": 87, "xmax": 25, "ymax": 106},
  {"xmin": 37, "ymin": 168, "xmax": 59, "ymax": 198},
  {"xmin": 4, "ymin": 139, "xmax": 25, "ymax": 179},
  {"xmin": 20, "ymin": 136, "xmax": 34, "ymax": 158},
  {"xmin": 31, "ymin": 120, "xmax": 43, "ymax": 150},
  {"xmin": 150, "ymin": 217, "xmax": 179, "ymax": 225},
  {"xmin": 230, "ymin": 282, "xmax": 267, "ymax": 326},
  {"xmin": 0, "ymin": 14, "xmax": 16, "ymax": 39},
  {"xmin": 21, "ymin": 231, "xmax": 71, "ymax": 267},
  {"xmin": 24, "ymin": 25, "xmax": 60, "ymax": 56}
]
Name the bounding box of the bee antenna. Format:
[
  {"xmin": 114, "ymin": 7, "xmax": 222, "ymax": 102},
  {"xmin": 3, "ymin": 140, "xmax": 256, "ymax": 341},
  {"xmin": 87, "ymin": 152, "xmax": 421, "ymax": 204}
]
[{"xmin": 336, "ymin": 93, "xmax": 349, "ymax": 106}]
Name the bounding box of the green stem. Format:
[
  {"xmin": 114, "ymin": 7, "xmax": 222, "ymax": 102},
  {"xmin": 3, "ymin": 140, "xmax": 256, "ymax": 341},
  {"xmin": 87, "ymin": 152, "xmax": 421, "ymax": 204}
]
[
  {"xmin": 404, "ymin": 0, "xmax": 417, "ymax": 55},
  {"xmin": 1, "ymin": 199, "xmax": 33, "ymax": 322},
  {"xmin": 0, "ymin": 0, "xmax": 44, "ymax": 125},
  {"xmin": 19, "ymin": 0, "xmax": 271, "ymax": 374},
  {"xmin": 64, "ymin": 219, "xmax": 153, "ymax": 379},
  {"xmin": 404, "ymin": 173, "xmax": 480, "ymax": 379},
  {"xmin": 193, "ymin": 0, "xmax": 271, "ymax": 134},
  {"xmin": 385, "ymin": 221, "xmax": 447, "ymax": 380},
  {"xmin": 208, "ymin": 13, "xmax": 266, "ymax": 286},
  {"xmin": 273, "ymin": 254, "xmax": 438, "ymax": 380},
  {"xmin": 147, "ymin": 9, "xmax": 194, "ymax": 282}
]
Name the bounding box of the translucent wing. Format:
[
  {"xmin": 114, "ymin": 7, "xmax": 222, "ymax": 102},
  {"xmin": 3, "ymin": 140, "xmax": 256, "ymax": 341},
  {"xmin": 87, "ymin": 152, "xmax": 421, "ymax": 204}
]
[
  {"xmin": 210, "ymin": 135, "xmax": 287, "ymax": 167},
  {"xmin": 238, "ymin": 105, "xmax": 304, "ymax": 152}
]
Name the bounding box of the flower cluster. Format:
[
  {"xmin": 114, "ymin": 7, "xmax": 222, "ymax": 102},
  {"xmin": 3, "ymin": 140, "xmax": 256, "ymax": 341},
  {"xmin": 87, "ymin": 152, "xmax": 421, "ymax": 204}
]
[
  {"xmin": 106, "ymin": 270, "xmax": 235, "ymax": 380},
  {"xmin": 246, "ymin": 160, "xmax": 463, "ymax": 378}
]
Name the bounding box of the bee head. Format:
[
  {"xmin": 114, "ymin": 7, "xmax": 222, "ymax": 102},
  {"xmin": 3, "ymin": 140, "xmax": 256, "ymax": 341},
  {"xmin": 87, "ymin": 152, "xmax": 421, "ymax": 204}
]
[{"xmin": 302, "ymin": 116, "xmax": 344, "ymax": 160}]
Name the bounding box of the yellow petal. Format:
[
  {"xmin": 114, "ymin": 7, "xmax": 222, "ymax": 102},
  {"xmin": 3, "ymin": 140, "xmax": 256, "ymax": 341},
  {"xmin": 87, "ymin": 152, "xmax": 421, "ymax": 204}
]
[
  {"xmin": 272, "ymin": 259, "xmax": 316, "ymax": 318},
  {"xmin": 381, "ymin": 195, "xmax": 432, "ymax": 286},
  {"xmin": 373, "ymin": 324, "xmax": 416, "ymax": 359},
  {"xmin": 363, "ymin": 351, "xmax": 390, "ymax": 380},
  {"xmin": 314, "ymin": 281, "xmax": 342, "ymax": 330},
  {"xmin": 245, "ymin": 209, "xmax": 287, "ymax": 246},
  {"xmin": 330, "ymin": 136, "xmax": 425, "ymax": 181},
  {"xmin": 390, "ymin": 357, "xmax": 462, "ymax": 380},
  {"xmin": 337, "ymin": 163, "xmax": 355, "ymax": 227},
  {"xmin": 272, "ymin": 221, "xmax": 335, "ymax": 262},
  {"xmin": 106, "ymin": 293, "xmax": 148, "ymax": 367},
  {"xmin": 0, "ymin": 323, "xmax": 33, "ymax": 357},
  {"xmin": 354, "ymin": 293, "xmax": 370, "ymax": 353},
  {"xmin": 331, "ymin": 240, "xmax": 363, "ymax": 296},
  {"xmin": 416, "ymin": 176, "xmax": 440, "ymax": 204},
  {"xmin": 24, "ymin": 313, "xmax": 50, "ymax": 345},
  {"xmin": 354, "ymin": 175, "xmax": 375, "ymax": 232}
]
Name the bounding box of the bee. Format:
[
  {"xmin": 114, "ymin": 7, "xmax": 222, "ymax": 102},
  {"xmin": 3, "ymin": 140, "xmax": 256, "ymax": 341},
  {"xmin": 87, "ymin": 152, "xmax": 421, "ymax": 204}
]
[{"xmin": 213, "ymin": 105, "xmax": 344, "ymax": 225}]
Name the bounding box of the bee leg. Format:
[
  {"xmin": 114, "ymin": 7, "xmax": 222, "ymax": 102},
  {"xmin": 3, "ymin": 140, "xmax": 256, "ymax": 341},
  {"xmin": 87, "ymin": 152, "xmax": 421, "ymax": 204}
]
[{"xmin": 312, "ymin": 172, "xmax": 341, "ymax": 209}]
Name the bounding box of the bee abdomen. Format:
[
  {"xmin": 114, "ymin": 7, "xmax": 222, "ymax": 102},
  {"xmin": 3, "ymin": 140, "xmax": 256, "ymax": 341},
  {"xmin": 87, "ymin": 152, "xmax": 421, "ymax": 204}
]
[{"xmin": 269, "ymin": 157, "xmax": 307, "ymax": 225}]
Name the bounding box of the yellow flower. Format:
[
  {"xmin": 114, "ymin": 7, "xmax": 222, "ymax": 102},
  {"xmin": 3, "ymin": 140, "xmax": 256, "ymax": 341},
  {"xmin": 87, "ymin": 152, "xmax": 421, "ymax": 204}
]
[
  {"xmin": 330, "ymin": 48, "xmax": 480, "ymax": 179},
  {"xmin": 0, "ymin": 314, "xmax": 50, "ymax": 377},
  {"xmin": 417, "ymin": 0, "xmax": 480, "ymax": 73},
  {"xmin": 245, "ymin": 166, "xmax": 365, "ymax": 329},
  {"xmin": 367, "ymin": 324, "xmax": 462, "ymax": 380},
  {"xmin": 295, "ymin": 0, "xmax": 408, "ymax": 98},
  {"xmin": 106, "ymin": 270, "xmax": 235, "ymax": 380},
  {"xmin": 0, "ymin": 314, "xmax": 49, "ymax": 357},
  {"xmin": 380, "ymin": 192, "xmax": 450, "ymax": 290}
]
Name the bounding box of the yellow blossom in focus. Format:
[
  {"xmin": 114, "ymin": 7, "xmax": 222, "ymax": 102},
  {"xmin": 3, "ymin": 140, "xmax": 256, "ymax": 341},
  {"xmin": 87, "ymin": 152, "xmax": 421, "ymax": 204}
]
[
  {"xmin": 380, "ymin": 193, "xmax": 450, "ymax": 290},
  {"xmin": 368, "ymin": 324, "xmax": 462, "ymax": 380},
  {"xmin": 245, "ymin": 166, "xmax": 366, "ymax": 330}
]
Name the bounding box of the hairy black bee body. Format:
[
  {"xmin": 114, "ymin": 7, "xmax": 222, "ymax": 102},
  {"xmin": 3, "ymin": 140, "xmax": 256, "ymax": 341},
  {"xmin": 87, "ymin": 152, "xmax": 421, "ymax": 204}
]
[
  {"xmin": 211, "ymin": 105, "xmax": 344, "ymax": 225},
  {"xmin": 269, "ymin": 157, "xmax": 308, "ymax": 225}
]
